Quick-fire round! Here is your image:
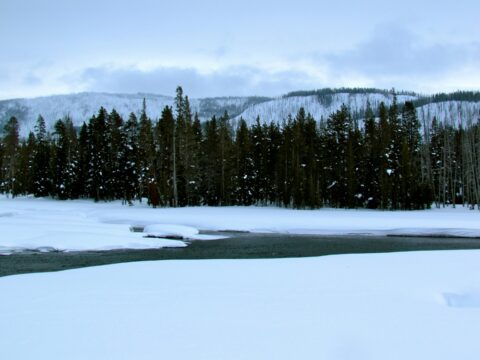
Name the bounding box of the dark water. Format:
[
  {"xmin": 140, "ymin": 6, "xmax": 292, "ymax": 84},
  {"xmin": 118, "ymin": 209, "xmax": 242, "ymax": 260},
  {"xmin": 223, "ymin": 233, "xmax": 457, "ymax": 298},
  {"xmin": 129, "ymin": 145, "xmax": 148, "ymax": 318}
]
[{"xmin": 2, "ymin": 232, "xmax": 480, "ymax": 277}]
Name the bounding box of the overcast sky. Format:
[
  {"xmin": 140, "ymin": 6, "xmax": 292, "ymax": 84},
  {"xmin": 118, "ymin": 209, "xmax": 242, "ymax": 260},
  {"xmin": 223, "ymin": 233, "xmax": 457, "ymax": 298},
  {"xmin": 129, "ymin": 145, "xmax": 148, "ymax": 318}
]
[{"xmin": 1, "ymin": 0, "xmax": 479, "ymax": 99}]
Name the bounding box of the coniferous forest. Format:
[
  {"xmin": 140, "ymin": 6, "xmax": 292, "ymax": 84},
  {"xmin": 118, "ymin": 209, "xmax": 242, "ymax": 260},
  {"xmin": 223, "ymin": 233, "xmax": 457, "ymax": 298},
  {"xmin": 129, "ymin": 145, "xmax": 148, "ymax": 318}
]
[{"xmin": 1, "ymin": 87, "xmax": 479, "ymax": 210}]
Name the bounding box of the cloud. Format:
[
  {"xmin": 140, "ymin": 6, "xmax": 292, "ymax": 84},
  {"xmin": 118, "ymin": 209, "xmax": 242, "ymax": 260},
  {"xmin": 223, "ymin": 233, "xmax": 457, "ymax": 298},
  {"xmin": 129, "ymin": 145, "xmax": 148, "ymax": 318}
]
[
  {"xmin": 23, "ymin": 74, "xmax": 42, "ymax": 86},
  {"xmin": 75, "ymin": 65, "xmax": 322, "ymax": 97},
  {"xmin": 324, "ymin": 25, "xmax": 480, "ymax": 89}
]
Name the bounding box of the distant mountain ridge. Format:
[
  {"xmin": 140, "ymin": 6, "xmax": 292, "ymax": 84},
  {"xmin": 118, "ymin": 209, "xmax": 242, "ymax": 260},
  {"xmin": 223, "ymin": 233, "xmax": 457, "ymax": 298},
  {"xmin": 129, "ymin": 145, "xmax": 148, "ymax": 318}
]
[
  {"xmin": 1, "ymin": 89, "xmax": 479, "ymax": 136},
  {"xmin": 0, "ymin": 92, "xmax": 270, "ymax": 136}
]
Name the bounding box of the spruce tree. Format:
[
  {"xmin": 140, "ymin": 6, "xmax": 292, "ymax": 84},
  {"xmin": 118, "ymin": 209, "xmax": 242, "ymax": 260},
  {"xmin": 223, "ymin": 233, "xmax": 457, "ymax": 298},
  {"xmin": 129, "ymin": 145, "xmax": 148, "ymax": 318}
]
[
  {"xmin": 16, "ymin": 134, "xmax": 36, "ymax": 195},
  {"xmin": 87, "ymin": 107, "xmax": 109, "ymax": 201},
  {"xmin": 1, "ymin": 117, "xmax": 20, "ymax": 196},
  {"xmin": 362, "ymin": 102, "xmax": 380, "ymax": 208},
  {"xmin": 106, "ymin": 109, "xmax": 125, "ymax": 200},
  {"xmin": 234, "ymin": 118, "xmax": 255, "ymax": 205},
  {"xmin": 156, "ymin": 106, "xmax": 175, "ymax": 206},
  {"xmin": 202, "ymin": 117, "xmax": 220, "ymax": 205},
  {"xmin": 120, "ymin": 113, "xmax": 140, "ymax": 205},
  {"xmin": 32, "ymin": 115, "xmax": 52, "ymax": 197}
]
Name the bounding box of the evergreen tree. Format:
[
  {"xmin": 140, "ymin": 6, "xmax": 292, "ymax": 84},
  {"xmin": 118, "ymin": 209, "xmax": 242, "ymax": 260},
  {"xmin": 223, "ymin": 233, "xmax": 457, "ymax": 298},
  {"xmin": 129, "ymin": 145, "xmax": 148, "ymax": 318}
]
[
  {"xmin": 120, "ymin": 113, "xmax": 140, "ymax": 204},
  {"xmin": 77, "ymin": 123, "xmax": 89, "ymax": 198},
  {"xmin": 323, "ymin": 105, "xmax": 352, "ymax": 207},
  {"xmin": 52, "ymin": 118, "xmax": 79, "ymax": 199},
  {"xmin": 278, "ymin": 116, "xmax": 295, "ymax": 207},
  {"xmin": 106, "ymin": 109, "xmax": 125, "ymax": 200},
  {"xmin": 87, "ymin": 107, "xmax": 109, "ymax": 201},
  {"xmin": 265, "ymin": 122, "xmax": 282, "ymax": 205},
  {"xmin": 234, "ymin": 118, "xmax": 255, "ymax": 205},
  {"xmin": 188, "ymin": 113, "xmax": 203, "ymax": 205},
  {"xmin": 377, "ymin": 102, "xmax": 391, "ymax": 209},
  {"xmin": 387, "ymin": 93, "xmax": 403, "ymax": 209},
  {"xmin": 400, "ymin": 101, "xmax": 427, "ymax": 209},
  {"xmin": 201, "ymin": 117, "xmax": 220, "ymax": 205},
  {"xmin": 16, "ymin": 133, "xmax": 36, "ymax": 195},
  {"xmin": 362, "ymin": 102, "xmax": 380, "ymax": 208},
  {"xmin": 218, "ymin": 111, "xmax": 234, "ymax": 205},
  {"xmin": 251, "ymin": 117, "xmax": 268, "ymax": 205},
  {"xmin": 155, "ymin": 106, "xmax": 175, "ymax": 206},
  {"xmin": 137, "ymin": 101, "xmax": 155, "ymax": 202},
  {"xmin": 32, "ymin": 115, "xmax": 52, "ymax": 197},
  {"xmin": 1, "ymin": 117, "xmax": 20, "ymax": 196}
]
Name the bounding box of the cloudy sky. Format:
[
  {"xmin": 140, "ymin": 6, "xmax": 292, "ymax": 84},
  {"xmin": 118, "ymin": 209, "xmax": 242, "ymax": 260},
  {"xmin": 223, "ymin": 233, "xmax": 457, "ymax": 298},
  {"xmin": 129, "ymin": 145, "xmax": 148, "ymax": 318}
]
[{"xmin": 1, "ymin": 0, "xmax": 479, "ymax": 99}]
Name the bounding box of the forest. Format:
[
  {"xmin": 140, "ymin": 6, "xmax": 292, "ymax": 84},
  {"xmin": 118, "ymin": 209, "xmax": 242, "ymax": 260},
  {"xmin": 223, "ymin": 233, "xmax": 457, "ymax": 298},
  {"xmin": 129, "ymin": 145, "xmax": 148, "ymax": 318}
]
[{"xmin": 0, "ymin": 87, "xmax": 479, "ymax": 210}]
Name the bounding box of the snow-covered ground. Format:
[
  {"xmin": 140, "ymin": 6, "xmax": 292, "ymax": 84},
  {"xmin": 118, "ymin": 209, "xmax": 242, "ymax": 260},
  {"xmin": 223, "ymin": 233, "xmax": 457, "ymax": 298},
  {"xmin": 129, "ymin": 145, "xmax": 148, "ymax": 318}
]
[
  {"xmin": 1, "ymin": 250, "xmax": 480, "ymax": 359},
  {"xmin": 1, "ymin": 196, "xmax": 479, "ymax": 254}
]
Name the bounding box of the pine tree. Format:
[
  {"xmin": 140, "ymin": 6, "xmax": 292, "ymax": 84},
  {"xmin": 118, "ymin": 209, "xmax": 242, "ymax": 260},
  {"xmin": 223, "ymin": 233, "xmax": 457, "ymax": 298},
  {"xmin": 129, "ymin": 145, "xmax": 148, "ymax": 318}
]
[
  {"xmin": 278, "ymin": 116, "xmax": 294, "ymax": 207},
  {"xmin": 155, "ymin": 106, "xmax": 175, "ymax": 206},
  {"xmin": 251, "ymin": 117, "xmax": 268, "ymax": 205},
  {"xmin": 16, "ymin": 133, "xmax": 36, "ymax": 195},
  {"xmin": 120, "ymin": 113, "xmax": 140, "ymax": 205},
  {"xmin": 173, "ymin": 90, "xmax": 196, "ymax": 206},
  {"xmin": 218, "ymin": 111, "xmax": 234, "ymax": 205},
  {"xmin": 188, "ymin": 113, "xmax": 203, "ymax": 205},
  {"xmin": 137, "ymin": 100, "xmax": 155, "ymax": 203},
  {"xmin": 1, "ymin": 117, "xmax": 20, "ymax": 196},
  {"xmin": 324, "ymin": 105, "xmax": 352, "ymax": 208},
  {"xmin": 362, "ymin": 102, "xmax": 379, "ymax": 208},
  {"xmin": 77, "ymin": 123, "xmax": 89, "ymax": 198},
  {"xmin": 387, "ymin": 92, "xmax": 402, "ymax": 209},
  {"xmin": 265, "ymin": 122, "xmax": 282, "ymax": 205},
  {"xmin": 106, "ymin": 109, "xmax": 125, "ymax": 200},
  {"xmin": 234, "ymin": 118, "xmax": 255, "ymax": 205},
  {"xmin": 202, "ymin": 117, "xmax": 220, "ymax": 205},
  {"xmin": 52, "ymin": 118, "xmax": 79, "ymax": 199},
  {"xmin": 32, "ymin": 115, "xmax": 52, "ymax": 197},
  {"xmin": 87, "ymin": 107, "xmax": 109, "ymax": 201},
  {"xmin": 378, "ymin": 102, "xmax": 391, "ymax": 209},
  {"xmin": 400, "ymin": 101, "xmax": 427, "ymax": 209}
]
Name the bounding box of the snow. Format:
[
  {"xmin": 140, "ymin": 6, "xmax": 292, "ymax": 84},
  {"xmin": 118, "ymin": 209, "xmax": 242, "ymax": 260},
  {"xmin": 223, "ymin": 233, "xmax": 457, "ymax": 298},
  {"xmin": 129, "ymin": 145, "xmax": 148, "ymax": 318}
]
[
  {"xmin": 0, "ymin": 92, "xmax": 260, "ymax": 136},
  {"xmin": 1, "ymin": 250, "xmax": 480, "ymax": 359},
  {"xmin": 0, "ymin": 196, "xmax": 186, "ymax": 254},
  {"xmin": 1, "ymin": 196, "xmax": 480, "ymax": 253},
  {"xmin": 234, "ymin": 92, "xmax": 417, "ymax": 126},
  {"xmin": 417, "ymin": 101, "xmax": 480, "ymax": 128},
  {"xmin": 143, "ymin": 224, "xmax": 225, "ymax": 240}
]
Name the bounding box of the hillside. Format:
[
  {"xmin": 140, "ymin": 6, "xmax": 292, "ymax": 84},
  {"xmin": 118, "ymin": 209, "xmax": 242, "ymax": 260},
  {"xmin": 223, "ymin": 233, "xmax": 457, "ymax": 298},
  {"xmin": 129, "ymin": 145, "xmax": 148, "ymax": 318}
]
[
  {"xmin": 233, "ymin": 92, "xmax": 418, "ymax": 125},
  {"xmin": 0, "ymin": 92, "xmax": 269, "ymax": 136},
  {"xmin": 1, "ymin": 89, "xmax": 479, "ymax": 136}
]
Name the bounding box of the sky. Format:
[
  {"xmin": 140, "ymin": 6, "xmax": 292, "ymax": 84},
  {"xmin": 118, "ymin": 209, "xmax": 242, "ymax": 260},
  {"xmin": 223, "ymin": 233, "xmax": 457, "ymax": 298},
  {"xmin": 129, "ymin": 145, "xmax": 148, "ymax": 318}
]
[{"xmin": 0, "ymin": 0, "xmax": 479, "ymax": 99}]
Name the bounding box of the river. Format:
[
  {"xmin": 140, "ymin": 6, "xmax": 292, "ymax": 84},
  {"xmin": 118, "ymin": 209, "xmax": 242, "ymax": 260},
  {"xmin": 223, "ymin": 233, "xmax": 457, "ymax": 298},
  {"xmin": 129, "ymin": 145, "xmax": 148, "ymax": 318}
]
[{"xmin": 2, "ymin": 232, "xmax": 480, "ymax": 277}]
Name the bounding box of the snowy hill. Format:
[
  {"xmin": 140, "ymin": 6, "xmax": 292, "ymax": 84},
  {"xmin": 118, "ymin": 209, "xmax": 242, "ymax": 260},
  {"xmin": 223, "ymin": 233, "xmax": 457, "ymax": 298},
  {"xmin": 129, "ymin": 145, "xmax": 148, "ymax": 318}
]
[
  {"xmin": 416, "ymin": 101, "xmax": 480, "ymax": 129},
  {"xmin": 233, "ymin": 92, "xmax": 480, "ymax": 130},
  {"xmin": 0, "ymin": 92, "xmax": 269, "ymax": 136},
  {"xmin": 233, "ymin": 92, "xmax": 418, "ymax": 125},
  {"xmin": 1, "ymin": 89, "xmax": 479, "ymax": 136}
]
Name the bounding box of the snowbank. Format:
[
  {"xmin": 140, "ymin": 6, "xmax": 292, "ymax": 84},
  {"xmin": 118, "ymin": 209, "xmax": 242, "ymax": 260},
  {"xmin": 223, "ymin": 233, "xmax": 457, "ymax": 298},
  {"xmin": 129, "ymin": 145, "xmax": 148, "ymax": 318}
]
[
  {"xmin": 0, "ymin": 196, "xmax": 186, "ymax": 254},
  {"xmin": 1, "ymin": 196, "xmax": 479, "ymax": 253},
  {"xmin": 1, "ymin": 250, "xmax": 480, "ymax": 359},
  {"xmin": 143, "ymin": 224, "xmax": 225, "ymax": 240}
]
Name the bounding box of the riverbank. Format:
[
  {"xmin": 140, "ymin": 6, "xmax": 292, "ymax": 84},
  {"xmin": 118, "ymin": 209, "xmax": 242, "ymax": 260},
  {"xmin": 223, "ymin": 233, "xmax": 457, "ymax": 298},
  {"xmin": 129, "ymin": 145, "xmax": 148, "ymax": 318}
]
[{"xmin": 1, "ymin": 196, "xmax": 480, "ymax": 255}]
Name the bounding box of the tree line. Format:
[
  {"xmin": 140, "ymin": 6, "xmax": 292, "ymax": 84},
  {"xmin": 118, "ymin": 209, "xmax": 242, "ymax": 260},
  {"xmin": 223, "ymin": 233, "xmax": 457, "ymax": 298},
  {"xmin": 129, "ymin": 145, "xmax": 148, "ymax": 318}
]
[{"xmin": 1, "ymin": 87, "xmax": 479, "ymax": 210}]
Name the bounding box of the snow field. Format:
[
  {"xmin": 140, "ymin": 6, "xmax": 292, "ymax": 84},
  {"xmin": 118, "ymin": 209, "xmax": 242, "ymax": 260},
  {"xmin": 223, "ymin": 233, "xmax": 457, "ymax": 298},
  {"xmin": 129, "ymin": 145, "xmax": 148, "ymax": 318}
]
[{"xmin": 1, "ymin": 250, "xmax": 480, "ymax": 359}]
